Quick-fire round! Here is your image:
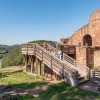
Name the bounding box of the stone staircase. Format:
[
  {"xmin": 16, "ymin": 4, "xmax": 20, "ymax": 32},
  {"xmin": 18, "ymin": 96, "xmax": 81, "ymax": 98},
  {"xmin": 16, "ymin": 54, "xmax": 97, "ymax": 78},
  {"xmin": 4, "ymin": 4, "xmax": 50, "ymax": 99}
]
[{"xmin": 22, "ymin": 43, "xmax": 90, "ymax": 87}]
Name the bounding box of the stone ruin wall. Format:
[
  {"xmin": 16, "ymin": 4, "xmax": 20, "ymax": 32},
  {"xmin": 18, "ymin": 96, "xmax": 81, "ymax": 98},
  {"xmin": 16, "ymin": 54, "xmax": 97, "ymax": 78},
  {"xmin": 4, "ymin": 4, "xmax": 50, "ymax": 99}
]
[
  {"xmin": 76, "ymin": 47, "xmax": 86, "ymax": 65},
  {"xmin": 68, "ymin": 24, "xmax": 89, "ymax": 46},
  {"xmin": 89, "ymin": 9, "xmax": 100, "ymax": 46},
  {"xmin": 67, "ymin": 9, "xmax": 100, "ymax": 68},
  {"xmin": 68, "ymin": 9, "xmax": 100, "ymax": 47},
  {"xmin": 94, "ymin": 49, "xmax": 100, "ymax": 67}
]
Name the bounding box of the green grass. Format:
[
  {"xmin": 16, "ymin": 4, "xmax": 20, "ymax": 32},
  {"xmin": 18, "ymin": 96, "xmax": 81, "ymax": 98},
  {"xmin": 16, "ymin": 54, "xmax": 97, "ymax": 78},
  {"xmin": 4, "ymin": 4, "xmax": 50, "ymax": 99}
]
[
  {"xmin": 34, "ymin": 82, "xmax": 100, "ymax": 100},
  {"xmin": 16, "ymin": 82, "xmax": 100, "ymax": 100},
  {"xmin": 13, "ymin": 94, "xmax": 35, "ymax": 100},
  {"xmin": 0, "ymin": 72, "xmax": 46, "ymax": 90},
  {"xmin": 0, "ymin": 70, "xmax": 100, "ymax": 100}
]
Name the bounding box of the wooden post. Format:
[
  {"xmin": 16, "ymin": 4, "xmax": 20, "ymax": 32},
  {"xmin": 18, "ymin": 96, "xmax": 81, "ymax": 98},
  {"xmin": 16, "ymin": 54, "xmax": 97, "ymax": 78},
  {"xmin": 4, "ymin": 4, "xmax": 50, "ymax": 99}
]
[
  {"xmin": 54, "ymin": 72, "xmax": 57, "ymax": 81},
  {"xmin": 31, "ymin": 56, "xmax": 35, "ymax": 74},
  {"xmin": 47, "ymin": 66, "xmax": 48, "ymax": 78},
  {"xmin": 26, "ymin": 44, "xmax": 28, "ymax": 54},
  {"xmin": 25, "ymin": 55, "xmax": 28, "ymax": 72},
  {"xmin": 51, "ymin": 56, "xmax": 53, "ymax": 79},
  {"xmin": 50, "ymin": 69, "xmax": 53, "ymax": 79},
  {"xmin": 38, "ymin": 59, "xmax": 42, "ymax": 76},
  {"xmin": 43, "ymin": 63, "xmax": 45, "ymax": 77},
  {"xmin": 42, "ymin": 49, "xmax": 43, "ymax": 61},
  {"xmin": 62, "ymin": 64, "xmax": 64, "ymax": 79},
  {"xmin": 33, "ymin": 43, "xmax": 36, "ymax": 55},
  {"xmin": 44, "ymin": 64, "xmax": 46, "ymax": 77}
]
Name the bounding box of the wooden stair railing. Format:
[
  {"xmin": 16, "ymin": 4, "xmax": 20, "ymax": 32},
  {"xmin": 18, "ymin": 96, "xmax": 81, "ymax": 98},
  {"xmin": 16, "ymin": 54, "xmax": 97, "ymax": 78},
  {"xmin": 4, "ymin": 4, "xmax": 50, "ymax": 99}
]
[
  {"xmin": 90, "ymin": 70, "xmax": 100, "ymax": 83},
  {"xmin": 22, "ymin": 43, "xmax": 79, "ymax": 86},
  {"xmin": 47, "ymin": 43, "xmax": 90, "ymax": 81}
]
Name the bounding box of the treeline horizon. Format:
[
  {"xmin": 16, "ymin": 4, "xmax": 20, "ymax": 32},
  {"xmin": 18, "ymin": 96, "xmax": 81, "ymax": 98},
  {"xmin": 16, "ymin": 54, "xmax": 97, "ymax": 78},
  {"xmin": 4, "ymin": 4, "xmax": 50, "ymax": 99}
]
[{"xmin": 1, "ymin": 40, "xmax": 55, "ymax": 68}]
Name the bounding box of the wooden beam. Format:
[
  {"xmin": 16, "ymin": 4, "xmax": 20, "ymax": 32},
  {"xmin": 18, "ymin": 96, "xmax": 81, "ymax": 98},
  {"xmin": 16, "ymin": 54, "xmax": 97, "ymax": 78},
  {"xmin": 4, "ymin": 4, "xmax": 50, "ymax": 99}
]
[
  {"xmin": 25, "ymin": 55, "xmax": 29, "ymax": 72},
  {"xmin": 38, "ymin": 59, "xmax": 42, "ymax": 76},
  {"xmin": 31, "ymin": 56, "xmax": 35, "ymax": 74}
]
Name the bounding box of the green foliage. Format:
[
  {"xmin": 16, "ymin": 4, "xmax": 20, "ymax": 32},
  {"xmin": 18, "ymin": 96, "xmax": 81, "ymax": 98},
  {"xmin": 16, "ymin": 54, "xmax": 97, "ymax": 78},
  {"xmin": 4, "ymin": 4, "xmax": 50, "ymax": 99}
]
[
  {"xmin": 16, "ymin": 82, "xmax": 100, "ymax": 100},
  {"xmin": 1, "ymin": 46, "xmax": 24, "ymax": 68},
  {"xmin": 0, "ymin": 48, "xmax": 7, "ymax": 54},
  {"xmin": 0, "ymin": 54, "xmax": 4, "ymax": 59},
  {"xmin": 0, "ymin": 44, "xmax": 20, "ymax": 59},
  {"xmin": 0, "ymin": 44, "xmax": 19, "ymax": 52},
  {"xmin": 0, "ymin": 47, "xmax": 7, "ymax": 59},
  {"xmin": 1, "ymin": 40, "xmax": 55, "ymax": 68}
]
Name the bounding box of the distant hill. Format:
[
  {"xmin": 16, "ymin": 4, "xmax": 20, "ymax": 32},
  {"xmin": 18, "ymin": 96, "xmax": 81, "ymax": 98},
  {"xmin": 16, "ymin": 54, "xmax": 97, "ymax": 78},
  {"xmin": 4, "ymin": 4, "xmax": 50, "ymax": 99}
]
[
  {"xmin": 1, "ymin": 45, "xmax": 24, "ymax": 68},
  {"xmin": 0, "ymin": 44, "xmax": 20, "ymax": 52},
  {"xmin": 29, "ymin": 40, "xmax": 56, "ymax": 47},
  {"xmin": 1, "ymin": 40, "xmax": 55, "ymax": 68},
  {"xmin": 0, "ymin": 44, "xmax": 20, "ymax": 59}
]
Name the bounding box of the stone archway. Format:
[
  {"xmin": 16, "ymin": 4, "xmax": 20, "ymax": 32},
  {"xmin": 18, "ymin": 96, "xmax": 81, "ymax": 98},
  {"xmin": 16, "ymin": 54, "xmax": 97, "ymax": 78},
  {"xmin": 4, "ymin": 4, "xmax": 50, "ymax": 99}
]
[{"xmin": 83, "ymin": 34, "xmax": 92, "ymax": 46}]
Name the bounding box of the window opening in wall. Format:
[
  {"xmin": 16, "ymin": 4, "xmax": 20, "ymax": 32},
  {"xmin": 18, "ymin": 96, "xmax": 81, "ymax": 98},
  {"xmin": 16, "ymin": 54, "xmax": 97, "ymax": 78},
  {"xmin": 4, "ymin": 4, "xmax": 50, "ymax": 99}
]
[{"xmin": 83, "ymin": 35, "xmax": 92, "ymax": 46}]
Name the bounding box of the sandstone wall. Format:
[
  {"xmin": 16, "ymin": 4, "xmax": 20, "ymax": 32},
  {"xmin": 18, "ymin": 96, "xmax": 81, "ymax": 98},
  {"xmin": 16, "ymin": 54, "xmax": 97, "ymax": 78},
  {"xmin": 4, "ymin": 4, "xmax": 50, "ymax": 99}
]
[
  {"xmin": 68, "ymin": 9, "xmax": 100, "ymax": 47},
  {"xmin": 94, "ymin": 49, "xmax": 100, "ymax": 67},
  {"xmin": 76, "ymin": 47, "xmax": 86, "ymax": 65},
  {"xmin": 68, "ymin": 24, "xmax": 89, "ymax": 46}
]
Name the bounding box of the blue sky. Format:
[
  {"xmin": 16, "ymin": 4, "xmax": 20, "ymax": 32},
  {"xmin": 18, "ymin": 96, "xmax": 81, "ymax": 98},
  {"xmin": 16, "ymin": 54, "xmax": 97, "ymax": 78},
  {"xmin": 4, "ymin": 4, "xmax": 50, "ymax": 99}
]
[{"xmin": 0, "ymin": 0, "xmax": 100, "ymax": 45}]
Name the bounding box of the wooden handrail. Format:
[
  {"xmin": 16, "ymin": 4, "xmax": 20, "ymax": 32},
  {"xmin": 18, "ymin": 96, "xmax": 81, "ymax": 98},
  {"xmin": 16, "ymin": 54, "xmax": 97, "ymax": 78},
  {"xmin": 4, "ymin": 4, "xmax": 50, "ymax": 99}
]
[
  {"xmin": 22, "ymin": 43, "xmax": 91, "ymax": 86},
  {"xmin": 47, "ymin": 43, "xmax": 89, "ymax": 76},
  {"xmin": 22, "ymin": 43, "xmax": 89, "ymax": 76},
  {"xmin": 22, "ymin": 43, "xmax": 74, "ymax": 75}
]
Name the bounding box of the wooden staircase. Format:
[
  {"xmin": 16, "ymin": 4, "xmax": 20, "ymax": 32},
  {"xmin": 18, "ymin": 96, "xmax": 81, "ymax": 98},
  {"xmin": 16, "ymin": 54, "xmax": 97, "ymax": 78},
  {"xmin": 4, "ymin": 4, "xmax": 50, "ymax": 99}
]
[{"xmin": 22, "ymin": 43, "xmax": 90, "ymax": 87}]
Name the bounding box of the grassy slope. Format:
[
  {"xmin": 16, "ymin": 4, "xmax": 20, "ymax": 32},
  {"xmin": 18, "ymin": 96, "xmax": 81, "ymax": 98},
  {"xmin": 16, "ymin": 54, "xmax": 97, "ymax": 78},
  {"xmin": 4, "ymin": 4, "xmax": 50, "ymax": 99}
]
[
  {"xmin": 17, "ymin": 82, "xmax": 100, "ymax": 100},
  {"xmin": 0, "ymin": 70, "xmax": 99, "ymax": 100},
  {"xmin": 0, "ymin": 72, "xmax": 46, "ymax": 90},
  {"xmin": 35, "ymin": 82, "xmax": 100, "ymax": 100},
  {"xmin": 0, "ymin": 58, "xmax": 100, "ymax": 100}
]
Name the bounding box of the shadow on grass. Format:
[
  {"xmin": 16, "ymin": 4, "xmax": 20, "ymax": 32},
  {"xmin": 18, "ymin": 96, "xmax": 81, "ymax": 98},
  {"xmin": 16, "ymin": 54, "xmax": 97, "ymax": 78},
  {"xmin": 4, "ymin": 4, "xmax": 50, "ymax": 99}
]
[
  {"xmin": 9, "ymin": 82, "xmax": 100, "ymax": 100},
  {"xmin": 35, "ymin": 82, "xmax": 100, "ymax": 100},
  {"xmin": 12, "ymin": 81, "xmax": 46, "ymax": 90}
]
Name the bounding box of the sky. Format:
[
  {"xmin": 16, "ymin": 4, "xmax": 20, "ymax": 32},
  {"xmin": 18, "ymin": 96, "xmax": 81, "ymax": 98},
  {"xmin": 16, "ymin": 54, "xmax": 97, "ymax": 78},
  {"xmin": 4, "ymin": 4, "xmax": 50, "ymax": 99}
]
[{"xmin": 0, "ymin": 0, "xmax": 100, "ymax": 45}]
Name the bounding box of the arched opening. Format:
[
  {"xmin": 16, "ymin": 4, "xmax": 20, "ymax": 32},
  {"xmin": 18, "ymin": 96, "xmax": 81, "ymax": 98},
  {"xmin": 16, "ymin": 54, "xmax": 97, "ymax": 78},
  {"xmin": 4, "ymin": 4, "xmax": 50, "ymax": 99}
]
[{"xmin": 83, "ymin": 35, "xmax": 92, "ymax": 46}]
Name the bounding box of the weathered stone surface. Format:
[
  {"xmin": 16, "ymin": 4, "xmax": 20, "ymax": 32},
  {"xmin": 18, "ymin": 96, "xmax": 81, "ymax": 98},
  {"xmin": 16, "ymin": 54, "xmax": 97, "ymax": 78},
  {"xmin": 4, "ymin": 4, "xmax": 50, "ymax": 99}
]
[
  {"xmin": 68, "ymin": 9, "xmax": 100, "ymax": 47},
  {"xmin": 94, "ymin": 50, "xmax": 100, "ymax": 67},
  {"xmin": 76, "ymin": 47, "xmax": 86, "ymax": 65},
  {"xmin": 60, "ymin": 9, "xmax": 100, "ymax": 68}
]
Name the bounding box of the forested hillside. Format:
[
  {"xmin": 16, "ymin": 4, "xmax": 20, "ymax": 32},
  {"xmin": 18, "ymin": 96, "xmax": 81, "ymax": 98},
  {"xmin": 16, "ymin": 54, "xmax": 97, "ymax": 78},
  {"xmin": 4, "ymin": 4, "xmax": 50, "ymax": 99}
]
[
  {"xmin": 0, "ymin": 44, "xmax": 20, "ymax": 59},
  {"xmin": 1, "ymin": 46, "xmax": 24, "ymax": 68},
  {"xmin": 0, "ymin": 47, "xmax": 8, "ymax": 59},
  {"xmin": 1, "ymin": 40, "xmax": 55, "ymax": 68}
]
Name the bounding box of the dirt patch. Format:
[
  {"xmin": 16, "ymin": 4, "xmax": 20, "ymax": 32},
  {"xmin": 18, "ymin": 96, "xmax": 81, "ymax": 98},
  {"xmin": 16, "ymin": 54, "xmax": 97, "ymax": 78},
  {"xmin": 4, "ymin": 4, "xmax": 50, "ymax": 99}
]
[{"xmin": 79, "ymin": 81, "xmax": 100, "ymax": 94}]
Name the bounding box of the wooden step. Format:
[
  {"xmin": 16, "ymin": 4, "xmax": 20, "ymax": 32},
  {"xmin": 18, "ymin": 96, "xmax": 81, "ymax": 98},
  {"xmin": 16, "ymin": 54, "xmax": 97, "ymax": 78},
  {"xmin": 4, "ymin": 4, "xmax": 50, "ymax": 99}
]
[
  {"xmin": 78, "ymin": 76, "xmax": 84, "ymax": 80},
  {"xmin": 78, "ymin": 79, "xmax": 89, "ymax": 84}
]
